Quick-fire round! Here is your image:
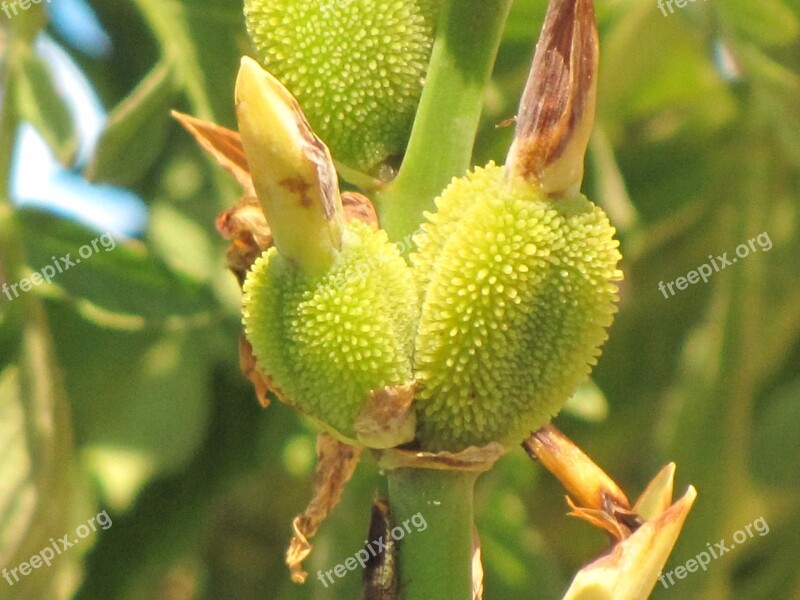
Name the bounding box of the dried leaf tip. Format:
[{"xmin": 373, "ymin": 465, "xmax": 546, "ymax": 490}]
[
  {"xmin": 235, "ymin": 56, "xmax": 344, "ymax": 276},
  {"xmin": 561, "ymin": 485, "xmax": 696, "ymax": 600},
  {"xmin": 525, "ymin": 427, "xmax": 697, "ymax": 600},
  {"xmin": 524, "ymin": 425, "xmax": 629, "ymax": 510},
  {"xmin": 506, "ymin": 0, "xmax": 599, "ymax": 198}
]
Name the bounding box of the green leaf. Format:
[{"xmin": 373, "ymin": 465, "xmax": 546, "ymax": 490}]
[
  {"xmin": 740, "ymin": 45, "xmax": 800, "ymax": 167},
  {"xmin": 600, "ymin": 3, "xmax": 735, "ymax": 132},
  {"xmin": 0, "ymin": 367, "xmax": 39, "ymax": 586},
  {"xmin": 562, "ymin": 380, "xmax": 609, "ymax": 423},
  {"xmin": 133, "ymin": 0, "xmax": 216, "ymax": 120},
  {"xmin": 500, "ymin": 0, "xmax": 545, "ymax": 43},
  {"xmin": 16, "ymin": 209, "xmax": 215, "ymax": 325},
  {"xmin": 13, "ymin": 50, "xmax": 78, "ymax": 166},
  {"xmin": 752, "ymin": 380, "xmax": 800, "ymax": 488},
  {"xmin": 45, "ymin": 304, "xmax": 213, "ymax": 510},
  {"xmin": 147, "ymin": 201, "xmax": 216, "ymax": 282},
  {"xmin": 719, "ymin": 0, "xmax": 800, "ymax": 47},
  {"xmin": 0, "ymin": 326, "xmax": 80, "ymax": 598},
  {"xmin": 85, "ymin": 62, "xmax": 177, "ymax": 187}
]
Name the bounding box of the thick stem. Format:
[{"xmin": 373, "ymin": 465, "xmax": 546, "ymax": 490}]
[
  {"xmin": 376, "ymin": 0, "xmax": 513, "ymax": 243},
  {"xmin": 387, "ymin": 467, "xmax": 478, "ymax": 600}
]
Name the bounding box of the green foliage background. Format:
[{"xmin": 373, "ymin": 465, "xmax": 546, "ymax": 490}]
[{"xmin": 1, "ymin": 0, "xmax": 799, "ymax": 598}]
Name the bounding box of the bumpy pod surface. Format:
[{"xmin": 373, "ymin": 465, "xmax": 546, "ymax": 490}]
[
  {"xmin": 243, "ymin": 0, "xmax": 436, "ymax": 172},
  {"xmin": 242, "ymin": 221, "xmax": 416, "ymax": 441},
  {"xmin": 412, "ymin": 163, "xmax": 622, "ymax": 451}
]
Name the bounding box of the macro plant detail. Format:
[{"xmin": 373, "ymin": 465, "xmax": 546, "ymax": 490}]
[
  {"xmin": 1, "ymin": 0, "xmax": 797, "ymax": 597},
  {"xmin": 412, "ymin": 162, "xmax": 622, "ymax": 451},
  {"xmin": 236, "ymin": 0, "xmax": 626, "ymax": 454},
  {"xmin": 175, "ymin": 0, "xmax": 695, "ymax": 597},
  {"xmin": 243, "ymin": 0, "xmax": 438, "ymax": 174}
]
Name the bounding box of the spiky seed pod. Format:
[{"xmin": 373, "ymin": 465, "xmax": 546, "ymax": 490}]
[
  {"xmin": 412, "ymin": 163, "xmax": 622, "ymax": 451},
  {"xmin": 243, "ymin": 0, "xmax": 437, "ymax": 173},
  {"xmin": 242, "ymin": 220, "xmax": 417, "ymax": 444},
  {"xmin": 408, "ymin": 0, "xmax": 616, "ymax": 451},
  {"xmin": 236, "ymin": 57, "xmax": 417, "ymax": 446}
]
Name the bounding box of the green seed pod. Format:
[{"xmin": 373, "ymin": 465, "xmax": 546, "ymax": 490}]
[
  {"xmin": 243, "ymin": 0, "xmax": 437, "ymax": 173},
  {"xmin": 242, "ymin": 220, "xmax": 417, "ymax": 445},
  {"xmin": 412, "ymin": 163, "xmax": 622, "ymax": 451}
]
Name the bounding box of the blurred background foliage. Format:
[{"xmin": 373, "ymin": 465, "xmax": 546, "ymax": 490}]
[{"xmin": 0, "ymin": 0, "xmax": 798, "ymax": 598}]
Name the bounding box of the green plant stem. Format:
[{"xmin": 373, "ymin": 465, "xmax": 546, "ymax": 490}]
[
  {"xmin": 387, "ymin": 467, "xmax": 479, "ymax": 600},
  {"xmin": 378, "ymin": 3, "xmax": 510, "ymax": 595},
  {"xmin": 377, "ymin": 0, "xmax": 513, "ymax": 242}
]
